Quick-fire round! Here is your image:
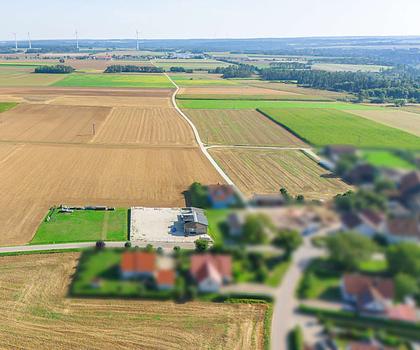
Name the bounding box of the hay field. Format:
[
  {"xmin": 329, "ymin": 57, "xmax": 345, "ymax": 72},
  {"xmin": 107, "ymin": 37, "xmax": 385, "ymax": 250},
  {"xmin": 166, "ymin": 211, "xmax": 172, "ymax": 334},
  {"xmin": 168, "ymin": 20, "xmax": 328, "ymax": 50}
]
[
  {"xmin": 0, "ymin": 144, "xmax": 223, "ymax": 245},
  {"xmin": 209, "ymin": 148, "xmax": 351, "ymax": 200},
  {"xmin": 185, "ymin": 109, "xmax": 307, "ymax": 146},
  {"xmin": 93, "ymin": 107, "xmax": 196, "ymax": 145},
  {"xmin": 0, "ymin": 104, "xmax": 111, "ymax": 143},
  {"xmin": 0, "ymin": 253, "xmax": 266, "ymax": 350},
  {"xmin": 348, "ymin": 109, "xmax": 420, "ymax": 137},
  {"xmin": 154, "ymin": 59, "xmax": 230, "ymax": 70}
]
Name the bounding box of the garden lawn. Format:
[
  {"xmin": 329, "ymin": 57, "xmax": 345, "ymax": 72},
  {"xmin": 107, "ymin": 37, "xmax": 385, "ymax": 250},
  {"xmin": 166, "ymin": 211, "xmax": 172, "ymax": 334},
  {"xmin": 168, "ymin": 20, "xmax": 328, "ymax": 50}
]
[
  {"xmin": 177, "ymin": 99, "xmax": 378, "ymax": 110},
  {"xmin": 0, "ymin": 102, "xmax": 17, "ymax": 113},
  {"xmin": 259, "ymin": 108, "xmax": 420, "ymax": 150},
  {"xmin": 205, "ymin": 209, "xmax": 231, "ymax": 244},
  {"xmin": 362, "ymin": 150, "xmax": 416, "ymax": 169},
  {"xmin": 53, "ymin": 73, "xmax": 173, "ymax": 88},
  {"xmin": 31, "ymin": 209, "xmax": 128, "ymax": 244}
]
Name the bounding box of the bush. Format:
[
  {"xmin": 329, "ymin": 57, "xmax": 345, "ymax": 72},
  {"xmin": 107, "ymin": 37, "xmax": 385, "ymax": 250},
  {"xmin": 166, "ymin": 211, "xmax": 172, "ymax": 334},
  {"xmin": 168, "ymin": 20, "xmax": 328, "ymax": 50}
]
[
  {"xmin": 288, "ymin": 326, "xmax": 304, "ymax": 350},
  {"xmin": 95, "ymin": 240, "xmax": 105, "ymax": 249},
  {"xmin": 124, "ymin": 241, "xmax": 132, "ymax": 248},
  {"xmin": 195, "ymin": 238, "xmax": 209, "ymax": 252}
]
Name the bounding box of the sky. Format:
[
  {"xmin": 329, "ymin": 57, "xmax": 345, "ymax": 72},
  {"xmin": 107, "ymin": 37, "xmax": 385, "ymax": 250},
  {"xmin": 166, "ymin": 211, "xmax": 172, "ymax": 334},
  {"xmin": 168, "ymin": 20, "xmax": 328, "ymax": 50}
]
[{"xmin": 1, "ymin": 0, "xmax": 419, "ymax": 41}]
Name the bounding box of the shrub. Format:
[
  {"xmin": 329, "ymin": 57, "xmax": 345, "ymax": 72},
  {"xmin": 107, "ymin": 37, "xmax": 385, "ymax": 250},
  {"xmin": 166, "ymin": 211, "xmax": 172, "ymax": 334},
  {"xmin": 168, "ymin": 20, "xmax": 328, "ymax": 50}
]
[{"xmin": 95, "ymin": 240, "xmax": 105, "ymax": 249}]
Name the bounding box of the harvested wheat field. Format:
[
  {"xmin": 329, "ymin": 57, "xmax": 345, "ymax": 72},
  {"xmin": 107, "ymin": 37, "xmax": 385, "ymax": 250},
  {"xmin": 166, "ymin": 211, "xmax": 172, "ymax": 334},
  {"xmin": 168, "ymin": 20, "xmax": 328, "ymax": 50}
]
[
  {"xmin": 93, "ymin": 107, "xmax": 195, "ymax": 146},
  {"xmin": 0, "ymin": 144, "xmax": 223, "ymax": 245},
  {"xmin": 0, "ymin": 253, "xmax": 266, "ymax": 350},
  {"xmin": 349, "ymin": 109, "xmax": 420, "ymax": 137},
  {"xmin": 0, "ymin": 104, "xmax": 111, "ymax": 143},
  {"xmin": 185, "ymin": 109, "xmax": 307, "ymax": 146},
  {"xmin": 179, "ymin": 86, "xmax": 299, "ymax": 96},
  {"xmin": 209, "ymin": 148, "xmax": 351, "ymax": 200}
]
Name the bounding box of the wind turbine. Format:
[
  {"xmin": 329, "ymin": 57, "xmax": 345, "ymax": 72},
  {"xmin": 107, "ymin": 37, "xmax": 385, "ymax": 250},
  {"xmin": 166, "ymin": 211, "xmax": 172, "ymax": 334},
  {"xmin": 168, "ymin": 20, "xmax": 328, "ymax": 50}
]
[
  {"xmin": 136, "ymin": 30, "xmax": 140, "ymax": 51},
  {"xmin": 13, "ymin": 33, "xmax": 18, "ymax": 51},
  {"xmin": 27, "ymin": 32, "xmax": 32, "ymax": 49},
  {"xmin": 75, "ymin": 30, "xmax": 79, "ymax": 50}
]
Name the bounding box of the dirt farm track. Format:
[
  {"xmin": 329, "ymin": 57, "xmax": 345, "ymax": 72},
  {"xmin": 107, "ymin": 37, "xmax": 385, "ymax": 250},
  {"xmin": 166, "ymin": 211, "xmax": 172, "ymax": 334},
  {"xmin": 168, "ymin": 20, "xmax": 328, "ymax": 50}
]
[{"xmin": 0, "ymin": 87, "xmax": 224, "ymax": 245}]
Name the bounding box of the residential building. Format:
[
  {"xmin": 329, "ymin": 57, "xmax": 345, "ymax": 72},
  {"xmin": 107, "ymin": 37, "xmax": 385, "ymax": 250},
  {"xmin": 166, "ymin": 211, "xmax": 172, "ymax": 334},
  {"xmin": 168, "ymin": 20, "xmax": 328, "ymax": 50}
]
[
  {"xmin": 207, "ymin": 184, "xmax": 236, "ymax": 209},
  {"xmin": 341, "ymin": 274, "xmax": 394, "ymax": 314},
  {"xmin": 120, "ymin": 252, "xmax": 156, "ymax": 279},
  {"xmin": 190, "ymin": 254, "xmax": 232, "ymax": 292},
  {"xmin": 181, "ymin": 207, "xmax": 208, "ymax": 235}
]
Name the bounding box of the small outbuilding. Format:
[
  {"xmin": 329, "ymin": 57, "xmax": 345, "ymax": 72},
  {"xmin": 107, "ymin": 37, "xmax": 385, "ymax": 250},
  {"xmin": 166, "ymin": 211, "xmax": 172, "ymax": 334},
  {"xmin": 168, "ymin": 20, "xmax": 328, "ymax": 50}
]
[{"xmin": 181, "ymin": 207, "xmax": 208, "ymax": 235}]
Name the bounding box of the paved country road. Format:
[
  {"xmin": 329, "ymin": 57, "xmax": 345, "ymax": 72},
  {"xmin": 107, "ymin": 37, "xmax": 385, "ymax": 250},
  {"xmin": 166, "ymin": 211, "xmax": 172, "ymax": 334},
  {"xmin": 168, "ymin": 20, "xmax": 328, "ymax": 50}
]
[
  {"xmin": 271, "ymin": 237, "xmax": 325, "ymax": 350},
  {"xmin": 0, "ymin": 241, "xmax": 196, "ymax": 254}
]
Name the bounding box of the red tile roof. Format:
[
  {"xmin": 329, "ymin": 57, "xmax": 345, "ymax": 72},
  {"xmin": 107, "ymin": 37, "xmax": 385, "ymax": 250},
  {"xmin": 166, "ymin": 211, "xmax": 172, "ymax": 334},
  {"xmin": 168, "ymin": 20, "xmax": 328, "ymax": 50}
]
[
  {"xmin": 387, "ymin": 216, "xmax": 420, "ymax": 239},
  {"xmin": 190, "ymin": 254, "xmax": 232, "ymax": 283},
  {"xmin": 208, "ymin": 184, "xmax": 235, "ymax": 202},
  {"xmin": 400, "ymin": 171, "xmax": 420, "ymax": 195},
  {"xmin": 156, "ymin": 270, "xmax": 175, "ymax": 286},
  {"xmin": 120, "ymin": 252, "xmax": 156, "ymax": 273},
  {"xmin": 343, "ymin": 274, "xmax": 395, "ymax": 300},
  {"xmin": 387, "ymin": 304, "xmax": 418, "ymax": 322}
]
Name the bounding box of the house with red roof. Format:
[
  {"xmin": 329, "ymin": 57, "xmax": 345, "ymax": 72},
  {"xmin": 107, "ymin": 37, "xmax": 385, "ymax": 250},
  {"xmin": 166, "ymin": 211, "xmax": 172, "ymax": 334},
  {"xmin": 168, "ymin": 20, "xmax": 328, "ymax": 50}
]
[
  {"xmin": 207, "ymin": 184, "xmax": 237, "ymax": 209},
  {"xmin": 190, "ymin": 254, "xmax": 232, "ymax": 292},
  {"xmin": 120, "ymin": 251, "xmax": 175, "ymax": 290},
  {"xmin": 341, "ymin": 274, "xmax": 394, "ymax": 314}
]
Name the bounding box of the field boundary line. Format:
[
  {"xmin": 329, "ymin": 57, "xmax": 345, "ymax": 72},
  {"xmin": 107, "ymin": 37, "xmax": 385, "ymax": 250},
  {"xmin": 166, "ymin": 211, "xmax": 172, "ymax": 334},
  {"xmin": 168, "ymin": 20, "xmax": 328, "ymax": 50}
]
[{"xmin": 164, "ymin": 73, "xmax": 247, "ymax": 202}]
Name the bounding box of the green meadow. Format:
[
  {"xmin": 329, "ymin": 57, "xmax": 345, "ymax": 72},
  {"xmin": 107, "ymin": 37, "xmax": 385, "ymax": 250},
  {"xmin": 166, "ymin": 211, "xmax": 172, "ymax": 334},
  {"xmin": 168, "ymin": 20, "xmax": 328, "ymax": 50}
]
[
  {"xmin": 170, "ymin": 75, "xmax": 238, "ymax": 87},
  {"xmin": 362, "ymin": 150, "xmax": 416, "ymax": 169},
  {"xmin": 31, "ymin": 209, "xmax": 128, "ymax": 244},
  {"xmin": 53, "ymin": 73, "xmax": 173, "ymax": 88},
  {"xmin": 259, "ymin": 108, "xmax": 420, "ymax": 150},
  {"xmin": 177, "ymin": 99, "xmax": 378, "ymax": 110}
]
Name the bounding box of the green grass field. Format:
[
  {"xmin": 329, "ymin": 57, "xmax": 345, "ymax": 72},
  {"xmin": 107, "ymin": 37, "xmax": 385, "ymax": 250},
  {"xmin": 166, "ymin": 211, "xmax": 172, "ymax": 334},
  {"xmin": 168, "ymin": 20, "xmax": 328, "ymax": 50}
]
[
  {"xmin": 0, "ymin": 102, "xmax": 17, "ymax": 113},
  {"xmin": 0, "ymin": 62, "xmax": 52, "ymax": 67},
  {"xmin": 178, "ymin": 99, "xmax": 377, "ymax": 110},
  {"xmin": 259, "ymin": 108, "xmax": 420, "ymax": 150},
  {"xmin": 171, "ymin": 75, "xmax": 238, "ymax": 87},
  {"xmin": 53, "ymin": 73, "xmax": 173, "ymax": 88},
  {"xmin": 205, "ymin": 209, "xmax": 231, "ymax": 244},
  {"xmin": 363, "ymin": 150, "xmax": 416, "ymax": 169},
  {"xmin": 31, "ymin": 209, "xmax": 128, "ymax": 244}
]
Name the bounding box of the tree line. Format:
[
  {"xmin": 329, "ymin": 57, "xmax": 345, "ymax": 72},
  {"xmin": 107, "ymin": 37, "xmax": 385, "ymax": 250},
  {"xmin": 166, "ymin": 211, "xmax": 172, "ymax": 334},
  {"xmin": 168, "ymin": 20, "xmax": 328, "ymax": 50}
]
[
  {"xmin": 104, "ymin": 65, "xmax": 164, "ymax": 73},
  {"xmin": 209, "ymin": 64, "xmax": 255, "ymax": 78},
  {"xmin": 34, "ymin": 65, "xmax": 75, "ymax": 74}
]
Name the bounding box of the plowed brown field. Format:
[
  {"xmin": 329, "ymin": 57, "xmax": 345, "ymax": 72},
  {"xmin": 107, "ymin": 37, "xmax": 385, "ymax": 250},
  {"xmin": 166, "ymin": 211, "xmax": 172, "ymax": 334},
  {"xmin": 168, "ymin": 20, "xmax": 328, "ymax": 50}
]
[
  {"xmin": 0, "ymin": 253, "xmax": 266, "ymax": 350},
  {"xmin": 93, "ymin": 107, "xmax": 195, "ymax": 145},
  {"xmin": 209, "ymin": 148, "xmax": 351, "ymax": 200}
]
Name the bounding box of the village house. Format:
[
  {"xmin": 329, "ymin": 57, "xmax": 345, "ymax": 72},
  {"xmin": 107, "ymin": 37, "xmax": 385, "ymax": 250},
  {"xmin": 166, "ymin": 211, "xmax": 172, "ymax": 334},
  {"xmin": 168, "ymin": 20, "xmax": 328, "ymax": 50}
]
[
  {"xmin": 120, "ymin": 251, "xmax": 176, "ymax": 290},
  {"xmin": 399, "ymin": 171, "xmax": 420, "ymax": 211},
  {"xmin": 346, "ymin": 342, "xmax": 394, "ymax": 350},
  {"xmin": 190, "ymin": 254, "xmax": 232, "ymax": 293},
  {"xmin": 181, "ymin": 207, "xmax": 209, "ymax": 235},
  {"xmin": 207, "ymin": 184, "xmax": 237, "ymax": 209},
  {"xmin": 341, "ymin": 210, "xmax": 386, "ymax": 238}
]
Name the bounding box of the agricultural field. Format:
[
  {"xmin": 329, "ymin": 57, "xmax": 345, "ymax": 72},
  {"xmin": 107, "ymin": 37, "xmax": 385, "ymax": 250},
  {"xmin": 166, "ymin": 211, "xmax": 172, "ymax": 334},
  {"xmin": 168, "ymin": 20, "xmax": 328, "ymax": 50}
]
[
  {"xmin": 209, "ymin": 148, "xmax": 351, "ymax": 200},
  {"xmin": 92, "ymin": 107, "xmax": 196, "ymax": 145},
  {"xmin": 0, "ymin": 66, "xmax": 66, "ymax": 87},
  {"xmin": 0, "ymin": 87, "xmax": 224, "ymax": 245},
  {"xmin": 348, "ymin": 109, "xmax": 420, "ymax": 137},
  {"xmin": 0, "ymin": 252, "xmax": 267, "ymax": 349},
  {"xmin": 0, "ymin": 101, "xmax": 17, "ymax": 112},
  {"xmin": 185, "ymin": 109, "xmax": 307, "ymax": 147},
  {"xmin": 362, "ymin": 150, "xmax": 416, "ymax": 170},
  {"xmin": 31, "ymin": 208, "xmax": 128, "ymax": 244},
  {"xmin": 311, "ymin": 63, "xmax": 388, "ymax": 72},
  {"xmin": 178, "ymin": 99, "xmax": 376, "ymax": 110},
  {"xmin": 153, "ymin": 58, "xmax": 230, "ymax": 71},
  {"xmin": 0, "ymin": 144, "xmax": 222, "ymax": 245},
  {"xmin": 53, "ymin": 73, "xmax": 173, "ymax": 88},
  {"xmin": 260, "ymin": 108, "xmax": 420, "ymax": 150},
  {"xmin": 169, "ymin": 73, "xmax": 238, "ymax": 87},
  {"xmin": 0, "ymin": 104, "xmax": 111, "ymax": 143}
]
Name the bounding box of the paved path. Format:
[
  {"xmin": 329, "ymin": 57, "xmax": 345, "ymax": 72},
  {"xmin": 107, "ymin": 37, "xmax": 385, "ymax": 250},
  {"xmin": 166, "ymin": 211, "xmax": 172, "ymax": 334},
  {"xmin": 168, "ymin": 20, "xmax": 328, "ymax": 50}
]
[
  {"xmin": 271, "ymin": 237, "xmax": 325, "ymax": 350},
  {"xmin": 0, "ymin": 241, "xmax": 195, "ymax": 254},
  {"xmin": 220, "ymin": 282, "xmax": 276, "ymax": 296},
  {"xmin": 164, "ymin": 73, "xmax": 247, "ymax": 203}
]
